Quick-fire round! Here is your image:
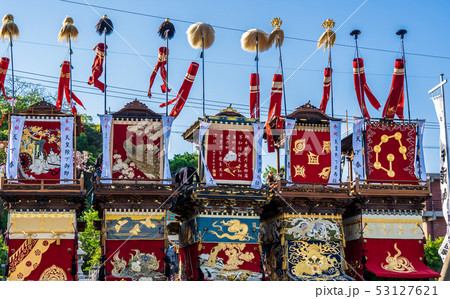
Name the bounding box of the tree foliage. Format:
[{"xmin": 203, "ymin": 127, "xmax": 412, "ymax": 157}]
[
  {"xmin": 424, "ymin": 236, "xmax": 444, "ymax": 274},
  {"xmin": 169, "ymin": 152, "xmax": 198, "ymax": 176},
  {"xmin": 78, "ymin": 208, "xmax": 101, "ymax": 272},
  {"xmin": 0, "ymin": 235, "xmax": 7, "ymax": 280}
]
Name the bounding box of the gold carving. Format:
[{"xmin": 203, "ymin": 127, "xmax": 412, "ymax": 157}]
[
  {"xmin": 322, "ymin": 141, "xmax": 331, "ymax": 154},
  {"xmin": 307, "ymin": 151, "xmax": 319, "ymax": 165},
  {"xmin": 129, "ymin": 224, "xmax": 141, "ymax": 236},
  {"xmin": 140, "ymin": 217, "xmax": 156, "ymax": 229},
  {"xmin": 318, "ymin": 167, "xmax": 331, "ymax": 179},
  {"xmin": 271, "ymin": 18, "xmax": 282, "ymax": 29},
  {"xmin": 322, "ymin": 18, "xmax": 335, "ymax": 29},
  {"xmin": 290, "ymin": 243, "xmax": 337, "ymax": 277},
  {"xmin": 293, "ymin": 165, "xmax": 306, "ymax": 178},
  {"xmin": 381, "ymin": 243, "xmax": 415, "ymax": 273},
  {"xmin": 209, "ymin": 219, "xmax": 253, "ymax": 241},
  {"xmin": 39, "ymin": 265, "xmax": 67, "ymax": 281},
  {"xmin": 207, "ymin": 243, "xmax": 255, "ymax": 270},
  {"xmin": 293, "ymin": 139, "xmax": 306, "ymax": 153},
  {"xmin": 374, "ymin": 132, "xmax": 407, "ymax": 177},
  {"xmin": 114, "ymin": 220, "xmax": 128, "ymax": 233},
  {"xmin": 111, "ymin": 250, "xmax": 162, "ymax": 280}
]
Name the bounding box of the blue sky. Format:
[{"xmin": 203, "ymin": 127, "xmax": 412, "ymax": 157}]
[{"xmin": 3, "ymin": 0, "xmax": 450, "ymax": 175}]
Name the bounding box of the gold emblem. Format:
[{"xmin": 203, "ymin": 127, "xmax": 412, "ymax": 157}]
[
  {"xmin": 207, "ymin": 243, "xmax": 255, "ymax": 271},
  {"xmin": 290, "ymin": 243, "xmax": 338, "ymax": 277},
  {"xmin": 322, "ymin": 141, "xmax": 331, "ymax": 154},
  {"xmin": 293, "ymin": 139, "xmax": 306, "ymax": 153},
  {"xmin": 39, "ymin": 265, "xmax": 67, "ymax": 281},
  {"xmin": 307, "ymin": 151, "xmax": 319, "ymax": 165},
  {"xmin": 114, "ymin": 220, "xmax": 128, "ymax": 233},
  {"xmin": 293, "ymin": 165, "xmax": 306, "ymax": 178},
  {"xmin": 381, "ymin": 243, "xmax": 415, "ymax": 273},
  {"xmin": 318, "ymin": 167, "xmax": 331, "ymax": 179},
  {"xmin": 140, "ymin": 217, "xmax": 156, "ymax": 229},
  {"xmin": 129, "ymin": 224, "xmax": 141, "ymax": 236},
  {"xmin": 209, "ymin": 219, "xmax": 253, "ymax": 241},
  {"xmin": 373, "ymin": 132, "xmax": 407, "ymax": 178}
]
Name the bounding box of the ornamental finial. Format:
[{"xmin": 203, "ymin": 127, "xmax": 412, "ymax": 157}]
[
  {"xmin": 322, "ymin": 18, "xmax": 335, "ymax": 29},
  {"xmin": 271, "ymin": 18, "xmax": 282, "ymax": 29}
]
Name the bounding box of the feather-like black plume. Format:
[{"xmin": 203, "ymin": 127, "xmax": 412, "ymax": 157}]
[
  {"xmin": 96, "ymin": 15, "xmax": 113, "ymax": 36},
  {"xmin": 158, "ymin": 18, "xmax": 175, "ymax": 40}
]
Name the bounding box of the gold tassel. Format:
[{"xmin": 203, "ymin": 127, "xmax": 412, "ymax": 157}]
[
  {"xmin": 58, "ymin": 16, "xmax": 78, "ymax": 44},
  {"xmin": 198, "ymin": 241, "xmax": 202, "ymax": 252},
  {"xmin": 1, "ymin": 14, "xmax": 19, "ymax": 41},
  {"xmin": 186, "ymin": 22, "xmax": 215, "ymax": 49}
]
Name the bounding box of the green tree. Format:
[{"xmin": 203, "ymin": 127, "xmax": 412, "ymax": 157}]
[
  {"xmin": 169, "ymin": 152, "xmax": 198, "ymax": 176},
  {"xmin": 78, "ymin": 208, "xmax": 101, "ymax": 271},
  {"xmin": 424, "ymin": 236, "xmax": 444, "ymax": 274},
  {"xmin": 76, "ymin": 114, "xmax": 102, "ymax": 165},
  {"xmin": 0, "ymin": 235, "xmax": 7, "ymax": 280}
]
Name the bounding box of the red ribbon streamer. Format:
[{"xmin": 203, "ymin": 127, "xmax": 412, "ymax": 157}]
[
  {"xmin": 0, "ymin": 57, "xmax": 11, "ymax": 100},
  {"xmin": 57, "ymin": 61, "xmax": 85, "ymax": 114},
  {"xmin": 382, "ymin": 59, "xmax": 405, "ymax": 119},
  {"xmin": 88, "ymin": 43, "xmax": 107, "ymax": 92},
  {"xmin": 159, "ymin": 62, "xmax": 199, "ymax": 118},
  {"xmin": 319, "ymin": 67, "xmax": 332, "ymax": 113},
  {"xmin": 249, "ymin": 73, "xmax": 260, "ymax": 119},
  {"xmin": 148, "ymin": 47, "xmax": 171, "ymax": 98},
  {"xmin": 266, "ymin": 74, "xmax": 283, "ymax": 153},
  {"xmin": 353, "ymin": 58, "xmax": 381, "ymax": 118}
]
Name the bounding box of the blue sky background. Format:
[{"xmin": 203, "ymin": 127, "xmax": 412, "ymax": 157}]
[{"xmin": 3, "ymin": 0, "xmax": 450, "ymax": 176}]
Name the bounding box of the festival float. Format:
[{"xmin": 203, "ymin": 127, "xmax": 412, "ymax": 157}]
[
  {"xmin": 341, "ymin": 29, "xmax": 440, "ymax": 280},
  {"xmin": 1, "ymin": 101, "xmax": 86, "ymax": 281},
  {"xmin": 172, "ymin": 105, "xmax": 268, "ymax": 281}
]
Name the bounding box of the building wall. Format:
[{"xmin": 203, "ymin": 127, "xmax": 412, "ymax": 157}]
[{"xmin": 423, "ymin": 174, "xmax": 446, "ymax": 241}]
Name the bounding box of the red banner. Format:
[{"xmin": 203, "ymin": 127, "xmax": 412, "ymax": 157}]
[
  {"xmin": 111, "ymin": 121, "xmax": 162, "ymax": 180},
  {"xmin": 19, "ymin": 120, "xmax": 62, "ymax": 182},
  {"xmin": 205, "ymin": 128, "xmax": 254, "ymax": 184},
  {"xmin": 105, "ymin": 240, "xmax": 165, "ymax": 281},
  {"xmin": 8, "ymin": 239, "xmax": 75, "ymax": 281},
  {"xmin": 364, "ymin": 238, "xmax": 439, "ymax": 279},
  {"xmin": 366, "ymin": 122, "xmax": 417, "ymax": 182},
  {"xmin": 290, "ymin": 126, "xmax": 331, "ymax": 184}
]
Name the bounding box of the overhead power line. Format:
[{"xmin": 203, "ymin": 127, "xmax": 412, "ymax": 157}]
[{"xmin": 59, "ymin": 0, "xmax": 450, "ymax": 61}]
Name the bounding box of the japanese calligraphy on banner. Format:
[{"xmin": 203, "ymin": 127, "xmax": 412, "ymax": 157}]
[
  {"xmin": 60, "ymin": 117, "xmax": 73, "ymax": 184},
  {"xmin": 6, "ymin": 116, "xmax": 25, "ymax": 179},
  {"xmin": 415, "ymin": 120, "xmax": 427, "ymax": 183},
  {"xmin": 366, "ymin": 122, "xmax": 417, "ymax": 182},
  {"xmin": 205, "ymin": 122, "xmax": 254, "ymax": 185},
  {"xmin": 19, "ymin": 118, "xmax": 61, "ymax": 183},
  {"xmin": 328, "ymin": 120, "xmax": 341, "ymax": 184},
  {"xmin": 284, "ymin": 118, "xmax": 296, "ymax": 184},
  {"xmin": 251, "ymin": 123, "xmax": 264, "ymax": 189},
  {"xmin": 199, "ymin": 121, "xmax": 216, "ymax": 186},
  {"xmin": 162, "ymin": 116, "xmax": 174, "ymax": 184},
  {"xmin": 112, "ymin": 119, "xmax": 162, "ymax": 181},
  {"xmin": 289, "ymin": 124, "xmax": 331, "ymax": 184},
  {"xmin": 432, "ymin": 94, "xmax": 450, "ymax": 261},
  {"xmin": 100, "ymin": 114, "xmax": 112, "ymax": 183},
  {"xmin": 352, "ymin": 119, "xmax": 364, "ymax": 179}
]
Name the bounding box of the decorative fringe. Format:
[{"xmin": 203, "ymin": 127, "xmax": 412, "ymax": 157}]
[
  {"xmin": 96, "ymin": 15, "xmax": 113, "ymax": 35},
  {"xmin": 58, "ymin": 17, "xmax": 78, "ymax": 43},
  {"xmin": 240, "ymin": 29, "xmax": 272, "ymax": 52},
  {"xmin": 317, "ymin": 28, "xmax": 336, "ymax": 51},
  {"xmin": 186, "ymin": 22, "xmax": 215, "ymax": 49},
  {"xmin": 158, "ymin": 18, "xmax": 175, "ymax": 40},
  {"xmin": 1, "ymin": 14, "xmax": 19, "ymax": 41},
  {"xmin": 269, "ymin": 28, "xmax": 284, "ymax": 48}
]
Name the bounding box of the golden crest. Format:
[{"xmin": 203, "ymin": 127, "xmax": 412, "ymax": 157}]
[
  {"xmin": 381, "ymin": 243, "xmax": 415, "ymax": 273},
  {"xmin": 290, "ymin": 243, "xmax": 338, "ymax": 277},
  {"xmin": 39, "ymin": 265, "xmax": 67, "ymax": 281},
  {"xmin": 322, "ymin": 141, "xmax": 331, "ymax": 154},
  {"xmin": 307, "ymin": 151, "xmax": 319, "ymax": 165},
  {"xmin": 293, "ymin": 139, "xmax": 306, "ymax": 153},
  {"xmin": 207, "ymin": 243, "xmax": 255, "ymax": 271},
  {"xmin": 318, "ymin": 167, "xmax": 331, "ymax": 179},
  {"xmin": 293, "ymin": 165, "xmax": 306, "ymax": 178},
  {"xmin": 374, "ymin": 132, "xmax": 407, "ymax": 177}
]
